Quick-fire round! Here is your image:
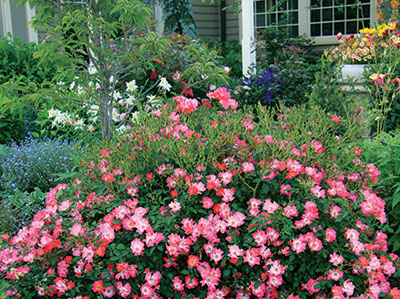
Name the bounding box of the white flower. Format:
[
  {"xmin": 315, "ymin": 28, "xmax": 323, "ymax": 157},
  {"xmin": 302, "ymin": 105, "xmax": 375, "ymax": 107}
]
[
  {"xmin": 126, "ymin": 80, "xmax": 138, "ymax": 92},
  {"xmin": 224, "ymin": 66, "xmax": 230, "ymax": 73},
  {"xmin": 116, "ymin": 125, "xmax": 127, "ymax": 134},
  {"xmin": 147, "ymin": 95, "xmax": 156, "ymax": 102},
  {"xmin": 158, "ymin": 77, "xmax": 171, "ymax": 92},
  {"xmin": 88, "ymin": 64, "xmax": 97, "ymax": 75},
  {"xmin": 77, "ymin": 85, "xmax": 84, "ymax": 95},
  {"xmin": 146, "ymin": 95, "xmax": 162, "ymax": 107},
  {"xmin": 109, "ymin": 76, "xmax": 114, "ymax": 84},
  {"xmin": 69, "ymin": 81, "xmax": 76, "ymax": 90},
  {"xmin": 126, "ymin": 95, "xmax": 135, "ymax": 106},
  {"xmin": 48, "ymin": 108, "xmax": 60, "ymax": 119},
  {"xmin": 112, "ymin": 108, "xmax": 120, "ymax": 122},
  {"xmin": 88, "ymin": 105, "xmax": 99, "ymax": 115},
  {"xmin": 74, "ymin": 119, "xmax": 85, "ymax": 130},
  {"xmin": 113, "ymin": 91, "xmax": 121, "ymax": 100},
  {"xmin": 131, "ymin": 112, "xmax": 140, "ymax": 123}
]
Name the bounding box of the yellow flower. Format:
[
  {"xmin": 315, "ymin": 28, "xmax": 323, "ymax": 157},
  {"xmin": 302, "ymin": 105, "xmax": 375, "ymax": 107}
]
[
  {"xmin": 388, "ymin": 22, "xmax": 396, "ymax": 30},
  {"xmin": 369, "ymin": 73, "xmax": 379, "ymax": 81},
  {"xmin": 391, "ymin": 35, "xmax": 400, "ymax": 46}
]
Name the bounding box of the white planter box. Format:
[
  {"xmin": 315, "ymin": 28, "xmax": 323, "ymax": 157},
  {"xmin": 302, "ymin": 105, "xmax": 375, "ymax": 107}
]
[{"xmin": 340, "ymin": 64, "xmax": 368, "ymax": 93}]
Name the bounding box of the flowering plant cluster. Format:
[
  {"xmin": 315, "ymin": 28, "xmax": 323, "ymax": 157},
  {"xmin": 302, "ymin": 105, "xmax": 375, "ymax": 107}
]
[
  {"xmin": 324, "ymin": 22, "xmax": 400, "ymax": 64},
  {"xmin": 0, "ymin": 136, "xmax": 77, "ymax": 194},
  {"xmin": 323, "ymin": 21, "xmax": 400, "ymax": 134},
  {"xmin": 0, "ymin": 89, "xmax": 399, "ymax": 298},
  {"xmin": 376, "ymin": 0, "xmax": 400, "ymax": 23},
  {"xmin": 240, "ymin": 68, "xmax": 282, "ymax": 106}
]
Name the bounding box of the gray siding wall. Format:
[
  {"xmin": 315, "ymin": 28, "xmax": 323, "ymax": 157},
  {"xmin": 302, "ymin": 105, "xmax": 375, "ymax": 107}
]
[
  {"xmin": 225, "ymin": 0, "xmax": 239, "ymax": 41},
  {"xmin": 11, "ymin": 2, "xmax": 28, "ymax": 41},
  {"xmin": 191, "ymin": 0, "xmax": 239, "ymax": 41},
  {"xmin": 192, "ymin": 0, "xmax": 220, "ymax": 40}
]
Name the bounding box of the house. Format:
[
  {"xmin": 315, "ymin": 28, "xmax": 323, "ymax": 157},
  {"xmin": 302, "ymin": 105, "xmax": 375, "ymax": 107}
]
[
  {"xmin": 0, "ymin": 0, "xmax": 37, "ymax": 43},
  {"xmin": 0, "ymin": 0, "xmax": 390, "ymax": 74}
]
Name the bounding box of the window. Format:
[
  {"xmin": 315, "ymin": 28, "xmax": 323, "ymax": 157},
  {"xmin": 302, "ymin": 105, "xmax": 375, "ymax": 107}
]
[
  {"xmin": 310, "ymin": 0, "xmax": 371, "ymax": 37},
  {"xmin": 254, "ymin": 0, "xmax": 299, "ymax": 36},
  {"xmin": 253, "ymin": 0, "xmax": 376, "ymax": 44}
]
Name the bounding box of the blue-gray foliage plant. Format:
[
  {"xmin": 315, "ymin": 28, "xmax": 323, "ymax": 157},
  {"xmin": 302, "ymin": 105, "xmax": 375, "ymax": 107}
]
[{"xmin": 0, "ymin": 136, "xmax": 77, "ymax": 194}]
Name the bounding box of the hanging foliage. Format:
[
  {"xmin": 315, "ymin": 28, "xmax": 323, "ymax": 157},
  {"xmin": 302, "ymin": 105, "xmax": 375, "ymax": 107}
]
[{"xmin": 145, "ymin": 0, "xmax": 198, "ymax": 36}]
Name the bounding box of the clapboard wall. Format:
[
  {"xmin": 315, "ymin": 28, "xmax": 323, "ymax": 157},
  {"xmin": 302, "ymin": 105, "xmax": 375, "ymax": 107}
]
[{"xmin": 191, "ymin": 0, "xmax": 239, "ymax": 41}]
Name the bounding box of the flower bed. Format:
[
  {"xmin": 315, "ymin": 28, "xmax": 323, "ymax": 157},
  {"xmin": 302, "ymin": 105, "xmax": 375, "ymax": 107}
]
[{"xmin": 0, "ymin": 89, "xmax": 399, "ymax": 298}]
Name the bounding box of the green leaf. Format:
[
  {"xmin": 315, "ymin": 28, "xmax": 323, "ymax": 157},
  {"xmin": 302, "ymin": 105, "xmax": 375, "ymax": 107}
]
[
  {"xmin": 116, "ymin": 244, "xmax": 125, "ymax": 250},
  {"xmin": 181, "ymin": 269, "xmax": 190, "ymax": 275}
]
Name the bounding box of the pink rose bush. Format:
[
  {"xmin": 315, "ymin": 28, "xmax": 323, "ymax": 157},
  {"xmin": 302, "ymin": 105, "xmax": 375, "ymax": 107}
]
[{"xmin": 0, "ymin": 90, "xmax": 399, "ymax": 298}]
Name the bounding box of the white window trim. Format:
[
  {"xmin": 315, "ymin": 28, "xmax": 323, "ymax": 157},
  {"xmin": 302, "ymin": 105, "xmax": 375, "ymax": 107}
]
[
  {"xmin": 252, "ymin": 0, "xmax": 377, "ymax": 45},
  {"xmin": 25, "ymin": 3, "xmax": 38, "ymax": 43},
  {"xmin": 1, "ymin": 0, "xmax": 13, "ymax": 38}
]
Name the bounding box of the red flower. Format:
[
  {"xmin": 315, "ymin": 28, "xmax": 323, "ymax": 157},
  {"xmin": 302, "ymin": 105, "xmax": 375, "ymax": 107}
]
[{"xmin": 150, "ymin": 71, "xmax": 158, "ymax": 79}]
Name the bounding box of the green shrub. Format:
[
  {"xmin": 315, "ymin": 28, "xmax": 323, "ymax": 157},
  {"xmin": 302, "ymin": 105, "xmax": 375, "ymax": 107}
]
[
  {"xmin": 0, "ymin": 35, "xmax": 56, "ymax": 86},
  {"xmin": 205, "ymin": 39, "xmax": 242, "ymax": 79},
  {"xmin": 0, "ymin": 188, "xmax": 46, "ymax": 237},
  {"xmin": 362, "ymin": 131, "xmax": 400, "ymax": 254},
  {"xmin": 1, "ymin": 92, "xmax": 398, "ymax": 298},
  {"xmin": 0, "ymin": 36, "xmax": 64, "ymax": 143},
  {"xmin": 255, "ymin": 27, "xmax": 320, "ymax": 107}
]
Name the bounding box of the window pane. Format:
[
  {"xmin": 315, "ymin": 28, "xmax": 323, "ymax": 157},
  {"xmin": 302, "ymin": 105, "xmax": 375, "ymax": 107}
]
[
  {"xmin": 277, "ymin": 1, "xmax": 287, "ymax": 11},
  {"xmin": 334, "ymin": 22, "xmax": 345, "ymax": 34},
  {"xmin": 347, "ymin": 21, "xmax": 357, "ymax": 33},
  {"xmin": 323, "ymin": 0, "xmax": 333, "ymax": 7},
  {"xmin": 278, "ymin": 12, "xmax": 289, "ymax": 24},
  {"xmin": 323, "ymin": 8, "xmax": 333, "ymax": 21},
  {"xmin": 311, "ymin": 24, "xmax": 321, "ymax": 36},
  {"xmin": 289, "ymin": 25, "xmax": 299, "ymax": 36},
  {"xmin": 256, "ymin": 1, "xmax": 266, "ymax": 13},
  {"xmin": 288, "ymin": 0, "xmax": 298, "ymax": 10},
  {"xmin": 311, "ymin": 0, "xmax": 320, "ymax": 7},
  {"xmin": 289, "ymin": 12, "xmax": 298, "ymax": 24},
  {"xmin": 311, "ymin": 9, "xmax": 321, "ymax": 22},
  {"xmin": 359, "ymin": 20, "xmax": 369, "ymax": 30},
  {"xmin": 267, "ymin": 0, "xmax": 276, "ymax": 11},
  {"xmin": 361, "ymin": 5, "xmax": 370, "ymax": 18},
  {"xmin": 267, "ymin": 13, "xmax": 277, "ymax": 25},
  {"xmin": 323, "ymin": 23, "xmax": 333, "ymax": 35},
  {"xmin": 346, "ymin": 6, "xmax": 357, "ymax": 19},
  {"xmin": 256, "ymin": 15, "xmax": 266, "ymax": 27},
  {"xmin": 334, "ymin": 7, "xmax": 345, "ymax": 20}
]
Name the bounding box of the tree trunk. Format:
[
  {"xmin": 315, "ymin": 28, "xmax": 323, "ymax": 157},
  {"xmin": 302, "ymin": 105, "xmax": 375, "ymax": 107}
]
[{"xmin": 100, "ymin": 95, "xmax": 113, "ymax": 141}]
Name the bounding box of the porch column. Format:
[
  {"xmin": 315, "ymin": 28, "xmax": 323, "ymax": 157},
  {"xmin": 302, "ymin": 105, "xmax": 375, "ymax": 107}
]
[{"xmin": 241, "ymin": 0, "xmax": 256, "ymax": 76}]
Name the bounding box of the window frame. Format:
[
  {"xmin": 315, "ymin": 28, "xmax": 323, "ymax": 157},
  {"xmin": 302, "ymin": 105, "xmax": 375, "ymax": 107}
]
[{"xmin": 253, "ymin": 0, "xmax": 377, "ymax": 45}]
